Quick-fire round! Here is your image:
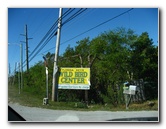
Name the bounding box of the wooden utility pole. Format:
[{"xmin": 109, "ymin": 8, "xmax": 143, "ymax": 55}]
[
  {"xmin": 21, "ymin": 25, "xmax": 32, "ymax": 87},
  {"xmin": 20, "ymin": 43, "xmax": 23, "ymax": 89},
  {"xmin": 25, "ymin": 24, "xmax": 29, "ymax": 72},
  {"xmin": 21, "ymin": 24, "xmax": 32, "ymax": 72},
  {"xmin": 18, "ymin": 62, "xmax": 21, "ymax": 94},
  {"xmin": 52, "ymin": 8, "xmax": 63, "ymax": 101},
  {"xmin": 12, "ymin": 62, "xmax": 17, "ymax": 87}
]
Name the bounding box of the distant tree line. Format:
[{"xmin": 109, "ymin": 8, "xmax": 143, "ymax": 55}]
[{"xmin": 10, "ymin": 27, "xmax": 158, "ymax": 106}]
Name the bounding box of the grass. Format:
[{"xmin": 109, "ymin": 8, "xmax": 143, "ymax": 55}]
[{"xmin": 8, "ymin": 84, "xmax": 158, "ymax": 111}]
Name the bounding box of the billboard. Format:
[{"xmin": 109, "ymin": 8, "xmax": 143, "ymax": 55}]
[{"xmin": 58, "ymin": 68, "xmax": 90, "ymax": 90}]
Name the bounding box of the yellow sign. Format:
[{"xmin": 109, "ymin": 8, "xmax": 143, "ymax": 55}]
[{"xmin": 58, "ymin": 68, "xmax": 90, "ymax": 90}]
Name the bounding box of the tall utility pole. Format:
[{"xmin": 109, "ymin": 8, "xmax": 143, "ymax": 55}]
[
  {"xmin": 12, "ymin": 62, "xmax": 17, "ymax": 87},
  {"xmin": 20, "ymin": 43, "xmax": 23, "ymax": 89},
  {"xmin": 25, "ymin": 24, "xmax": 29, "ymax": 72},
  {"xmin": 52, "ymin": 8, "xmax": 63, "ymax": 101},
  {"xmin": 18, "ymin": 62, "xmax": 21, "ymax": 94},
  {"xmin": 21, "ymin": 24, "xmax": 32, "ymax": 72}
]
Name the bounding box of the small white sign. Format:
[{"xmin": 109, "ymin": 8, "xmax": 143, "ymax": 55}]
[{"xmin": 129, "ymin": 85, "xmax": 137, "ymax": 91}]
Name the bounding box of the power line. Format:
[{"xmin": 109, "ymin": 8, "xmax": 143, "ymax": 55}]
[
  {"xmin": 36, "ymin": 9, "xmax": 95, "ymax": 55},
  {"xmin": 34, "ymin": 9, "xmax": 89, "ymax": 56},
  {"xmin": 62, "ymin": 8, "xmax": 87, "ymax": 26},
  {"xmin": 30, "ymin": 9, "xmax": 56, "ymax": 37},
  {"xmin": 37, "ymin": 8, "xmax": 134, "ymax": 55},
  {"xmin": 61, "ymin": 8, "xmax": 134, "ymax": 45},
  {"xmin": 28, "ymin": 32, "xmax": 55, "ymax": 63},
  {"xmin": 28, "ymin": 8, "xmax": 73, "ymax": 59},
  {"xmin": 25, "ymin": 8, "xmax": 88, "ymax": 66},
  {"xmin": 62, "ymin": 9, "xmax": 97, "ymax": 33},
  {"xmin": 21, "ymin": 8, "xmax": 74, "ymax": 68}
]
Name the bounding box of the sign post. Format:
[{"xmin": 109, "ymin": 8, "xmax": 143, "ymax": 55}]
[
  {"xmin": 43, "ymin": 56, "xmax": 49, "ymax": 105},
  {"xmin": 46, "ymin": 67, "xmax": 48, "ymax": 99},
  {"xmin": 123, "ymin": 83, "xmax": 137, "ymax": 109}
]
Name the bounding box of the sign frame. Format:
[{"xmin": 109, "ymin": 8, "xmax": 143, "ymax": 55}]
[{"xmin": 58, "ymin": 67, "xmax": 90, "ymax": 90}]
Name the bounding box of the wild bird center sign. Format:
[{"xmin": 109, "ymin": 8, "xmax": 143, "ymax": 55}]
[{"xmin": 58, "ymin": 68, "xmax": 90, "ymax": 90}]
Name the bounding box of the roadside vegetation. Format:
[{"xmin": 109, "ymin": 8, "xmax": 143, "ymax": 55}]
[
  {"xmin": 8, "ymin": 83, "xmax": 158, "ymax": 111},
  {"xmin": 8, "ymin": 27, "xmax": 158, "ymax": 111}
]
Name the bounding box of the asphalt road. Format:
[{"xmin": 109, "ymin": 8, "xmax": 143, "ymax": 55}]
[{"xmin": 8, "ymin": 103, "xmax": 159, "ymax": 122}]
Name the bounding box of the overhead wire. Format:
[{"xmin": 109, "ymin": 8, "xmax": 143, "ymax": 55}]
[
  {"xmin": 36, "ymin": 8, "xmax": 134, "ymax": 56},
  {"xmin": 62, "ymin": 8, "xmax": 96, "ymax": 33},
  {"xmin": 61, "ymin": 8, "xmax": 134, "ymax": 45},
  {"xmin": 22, "ymin": 8, "xmax": 88, "ymax": 69},
  {"xmin": 11, "ymin": 8, "xmax": 134, "ymax": 74},
  {"xmin": 28, "ymin": 31, "xmax": 55, "ymax": 63},
  {"xmin": 28, "ymin": 8, "xmax": 73, "ymax": 59},
  {"xmin": 26, "ymin": 9, "xmax": 73, "ymax": 60},
  {"xmin": 30, "ymin": 8, "xmax": 55, "ymax": 37},
  {"xmin": 36, "ymin": 8, "xmax": 89, "ymax": 56},
  {"xmin": 27, "ymin": 9, "xmax": 78, "ymax": 63},
  {"xmin": 10, "ymin": 8, "xmax": 75, "ymax": 74},
  {"xmin": 62, "ymin": 8, "xmax": 87, "ymax": 27}
]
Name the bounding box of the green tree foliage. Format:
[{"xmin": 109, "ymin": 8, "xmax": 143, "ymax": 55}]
[
  {"xmin": 23, "ymin": 61, "xmax": 45, "ymax": 97},
  {"xmin": 17, "ymin": 27, "xmax": 158, "ymax": 105},
  {"xmin": 23, "ymin": 54, "xmax": 54, "ymax": 99},
  {"xmin": 130, "ymin": 32, "xmax": 158, "ymax": 99}
]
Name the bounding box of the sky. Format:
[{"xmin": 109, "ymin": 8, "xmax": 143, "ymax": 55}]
[{"xmin": 8, "ymin": 8, "xmax": 158, "ymax": 74}]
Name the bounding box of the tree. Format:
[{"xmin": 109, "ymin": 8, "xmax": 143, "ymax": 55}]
[
  {"xmin": 19, "ymin": 28, "xmax": 158, "ymax": 105},
  {"xmin": 129, "ymin": 32, "xmax": 158, "ymax": 100},
  {"xmin": 23, "ymin": 61, "xmax": 45, "ymax": 97}
]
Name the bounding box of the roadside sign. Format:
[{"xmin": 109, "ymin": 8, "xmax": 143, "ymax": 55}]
[{"xmin": 58, "ymin": 67, "xmax": 90, "ymax": 90}]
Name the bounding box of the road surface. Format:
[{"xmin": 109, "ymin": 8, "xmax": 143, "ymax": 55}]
[{"xmin": 8, "ymin": 103, "xmax": 158, "ymax": 122}]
